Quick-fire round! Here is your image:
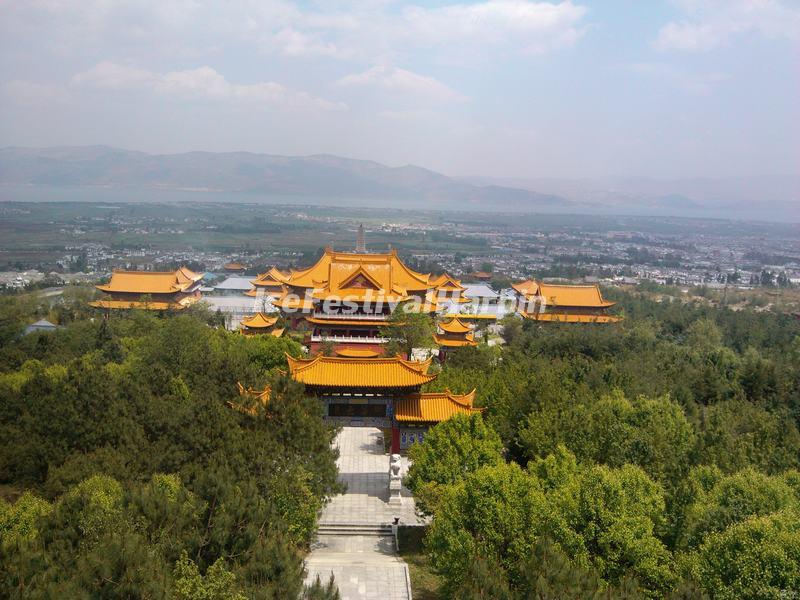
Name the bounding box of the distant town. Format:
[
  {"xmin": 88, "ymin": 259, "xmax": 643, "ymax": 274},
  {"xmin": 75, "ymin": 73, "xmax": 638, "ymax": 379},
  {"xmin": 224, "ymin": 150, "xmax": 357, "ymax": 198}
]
[{"xmin": 2, "ymin": 201, "xmax": 798, "ymax": 296}]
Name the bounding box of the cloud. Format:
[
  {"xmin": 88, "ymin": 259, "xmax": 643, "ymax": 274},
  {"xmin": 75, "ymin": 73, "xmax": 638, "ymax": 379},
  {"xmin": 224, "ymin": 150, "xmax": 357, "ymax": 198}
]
[
  {"xmin": 263, "ymin": 28, "xmax": 353, "ymax": 58},
  {"xmin": 1, "ymin": 1, "xmax": 588, "ymax": 63},
  {"xmin": 72, "ymin": 61, "xmax": 347, "ymax": 111},
  {"xmin": 401, "ymin": 0, "xmax": 588, "ymax": 53},
  {"xmin": 338, "ymin": 66, "xmax": 466, "ymax": 102},
  {"xmin": 655, "ymin": 0, "xmax": 800, "ymax": 51}
]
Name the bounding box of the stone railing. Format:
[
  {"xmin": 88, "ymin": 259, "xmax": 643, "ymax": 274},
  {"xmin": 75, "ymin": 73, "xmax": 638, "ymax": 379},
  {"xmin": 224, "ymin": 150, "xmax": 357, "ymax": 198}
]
[
  {"xmin": 310, "ymin": 335, "xmax": 388, "ymax": 343},
  {"xmin": 312, "ymin": 312, "xmax": 389, "ymax": 321}
]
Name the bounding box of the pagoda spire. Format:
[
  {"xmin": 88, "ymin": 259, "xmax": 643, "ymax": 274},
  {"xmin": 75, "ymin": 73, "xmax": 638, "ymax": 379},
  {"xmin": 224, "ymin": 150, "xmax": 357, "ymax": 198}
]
[{"xmin": 356, "ymin": 223, "xmax": 366, "ymax": 253}]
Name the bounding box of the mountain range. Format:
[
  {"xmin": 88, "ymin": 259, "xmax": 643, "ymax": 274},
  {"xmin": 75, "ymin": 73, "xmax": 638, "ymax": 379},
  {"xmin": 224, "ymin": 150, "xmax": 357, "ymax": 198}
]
[
  {"xmin": 0, "ymin": 146, "xmax": 565, "ymax": 209},
  {"xmin": 1, "ymin": 146, "xmax": 797, "ymax": 221},
  {"xmin": 458, "ymin": 174, "xmax": 800, "ymax": 220}
]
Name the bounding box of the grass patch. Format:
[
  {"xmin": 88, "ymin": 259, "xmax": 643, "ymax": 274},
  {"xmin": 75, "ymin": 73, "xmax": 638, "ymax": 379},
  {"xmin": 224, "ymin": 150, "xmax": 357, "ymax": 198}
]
[{"xmin": 398, "ymin": 526, "xmax": 441, "ymax": 600}]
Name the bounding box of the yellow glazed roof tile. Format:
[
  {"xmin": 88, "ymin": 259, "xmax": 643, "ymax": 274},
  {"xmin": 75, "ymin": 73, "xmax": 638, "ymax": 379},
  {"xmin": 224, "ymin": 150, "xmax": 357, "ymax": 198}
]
[
  {"xmin": 284, "ymin": 248, "xmax": 431, "ymax": 293},
  {"xmin": 395, "ymin": 389, "xmax": 483, "ymax": 423},
  {"xmin": 513, "ymin": 279, "xmax": 615, "ymax": 309},
  {"xmin": 286, "ymin": 353, "xmax": 435, "ymax": 388},
  {"xmin": 335, "ymin": 348, "xmax": 382, "ymax": 358},
  {"xmin": 241, "ymin": 313, "xmax": 279, "ymax": 328},
  {"xmin": 438, "ymin": 317, "xmax": 474, "ymax": 334},
  {"xmin": 96, "ymin": 267, "xmax": 203, "ymax": 294},
  {"xmin": 433, "ymin": 333, "xmax": 477, "ymax": 347},
  {"xmin": 430, "ymin": 273, "xmax": 465, "ymax": 291},
  {"xmin": 537, "ymin": 282, "xmax": 615, "ymax": 308}
]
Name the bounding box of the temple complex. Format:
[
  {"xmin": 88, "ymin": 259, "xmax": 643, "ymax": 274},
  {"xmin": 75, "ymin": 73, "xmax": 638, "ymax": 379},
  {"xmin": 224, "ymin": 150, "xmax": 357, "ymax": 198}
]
[
  {"xmin": 246, "ymin": 267, "xmax": 288, "ymax": 299},
  {"xmin": 239, "ymin": 312, "xmax": 284, "ymax": 337},
  {"xmin": 223, "ymin": 261, "xmax": 247, "ymax": 273},
  {"xmin": 257, "ymin": 248, "xmax": 461, "ymax": 355},
  {"xmin": 90, "ymin": 267, "xmax": 203, "ymax": 311},
  {"xmin": 285, "ymin": 353, "xmax": 482, "ymax": 450},
  {"xmin": 394, "ymin": 389, "xmax": 481, "ymax": 447},
  {"xmin": 433, "ymin": 316, "xmax": 477, "ymax": 360},
  {"xmin": 512, "ymin": 279, "xmax": 622, "ymax": 323},
  {"xmin": 428, "ymin": 273, "xmax": 468, "ymax": 303}
]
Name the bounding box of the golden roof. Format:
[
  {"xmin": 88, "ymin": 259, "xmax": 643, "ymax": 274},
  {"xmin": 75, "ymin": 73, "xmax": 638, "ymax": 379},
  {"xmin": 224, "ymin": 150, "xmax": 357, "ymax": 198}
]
[
  {"xmin": 537, "ymin": 282, "xmax": 615, "ymax": 308},
  {"xmin": 522, "ymin": 312, "xmax": 622, "ymax": 323},
  {"xmin": 512, "ymin": 279, "xmax": 539, "ymax": 297},
  {"xmin": 335, "ymin": 348, "xmax": 381, "ymax": 358},
  {"xmin": 443, "ymin": 313, "xmax": 497, "ymax": 320},
  {"xmin": 395, "ymin": 389, "xmax": 483, "ymax": 423},
  {"xmin": 430, "ymin": 273, "xmax": 465, "ymax": 291},
  {"xmin": 434, "ymin": 333, "xmax": 477, "ymax": 347},
  {"xmin": 284, "ymin": 249, "xmax": 431, "ymax": 294},
  {"xmin": 513, "ymin": 279, "xmax": 615, "ymax": 309},
  {"xmin": 438, "ymin": 317, "xmax": 473, "ymax": 334},
  {"xmin": 241, "ymin": 313, "xmax": 278, "ymax": 329},
  {"xmin": 286, "ymin": 353, "xmax": 435, "ymax": 388},
  {"xmin": 224, "ymin": 262, "xmax": 247, "ymax": 271},
  {"xmin": 251, "ymin": 267, "xmax": 289, "ymax": 287},
  {"xmin": 96, "ymin": 267, "xmax": 203, "ymax": 294},
  {"xmin": 270, "ymin": 327, "xmax": 285, "ymax": 337}
]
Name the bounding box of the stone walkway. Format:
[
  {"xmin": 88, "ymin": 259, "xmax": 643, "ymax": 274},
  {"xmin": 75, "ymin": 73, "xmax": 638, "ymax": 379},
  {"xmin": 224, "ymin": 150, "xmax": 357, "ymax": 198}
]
[{"xmin": 305, "ymin": 427, "xmax": 419, "ymax": 600}]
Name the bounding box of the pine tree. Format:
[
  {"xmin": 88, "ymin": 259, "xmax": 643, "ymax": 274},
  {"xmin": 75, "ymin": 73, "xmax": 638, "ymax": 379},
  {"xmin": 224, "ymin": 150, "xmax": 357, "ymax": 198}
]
[
  {"xmin": 302, "ymin": 574, "xmax": 340, "ymax": 599},
  {"xmin": 517, "ymin": 537, "xmax": 606, "ymax": 600},
  {"xmin": 448, "ymin": 553, "xmax": 514, "ymax": 600}
]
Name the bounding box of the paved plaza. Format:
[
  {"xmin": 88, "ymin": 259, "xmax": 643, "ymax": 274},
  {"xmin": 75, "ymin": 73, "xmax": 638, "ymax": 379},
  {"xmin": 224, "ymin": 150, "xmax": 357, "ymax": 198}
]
[{"xmin": 305, "ymin": 427, "xmax": 420, "ymax": 600}]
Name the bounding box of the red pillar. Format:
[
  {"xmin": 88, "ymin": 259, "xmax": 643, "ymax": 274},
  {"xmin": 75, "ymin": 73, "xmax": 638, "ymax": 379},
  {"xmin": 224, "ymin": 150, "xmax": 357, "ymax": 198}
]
[{"xmin": 391, "ymin": 426, "xmax": 400, "ymax": 454}]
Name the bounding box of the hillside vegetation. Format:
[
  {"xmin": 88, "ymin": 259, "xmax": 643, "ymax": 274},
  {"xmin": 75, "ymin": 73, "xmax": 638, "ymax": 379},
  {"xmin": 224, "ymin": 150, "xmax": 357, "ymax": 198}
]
[
  {"xmin": 0, "ymin": 301, "xmax": 340, "ymax": 599},
  {"xmin": 1, "ymin": 290, "xmax": 799, "ymax": 598},
  {"xmin": 410, "ymin": 293, "xmax": 800, "ymax": 599}
]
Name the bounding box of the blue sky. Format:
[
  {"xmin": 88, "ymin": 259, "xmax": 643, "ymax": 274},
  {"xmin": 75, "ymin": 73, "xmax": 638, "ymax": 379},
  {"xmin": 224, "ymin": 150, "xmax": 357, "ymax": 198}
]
[{"xmin": 1, "ymin": 0, "xmax": 798, "ymax": 179}]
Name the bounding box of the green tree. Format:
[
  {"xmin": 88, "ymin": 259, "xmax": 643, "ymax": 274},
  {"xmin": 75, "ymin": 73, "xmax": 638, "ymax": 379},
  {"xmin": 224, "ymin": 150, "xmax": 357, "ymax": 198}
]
[
  {"xmin": 543, "ymin": 459, "xmax": 675, "ymax": 594},
  {"xmin": 499, "ymin": 315, "xmax": 522, "ymax": 346},
  {"xmin": 380, "ymin": 302, "xmax": 434, "ymax": 357},
  {"xmin": 690, "ymin": 509, "xmax": 800, "ymax": 600},
  {"xmin": 516, "ymin": 536, "xmax": 608, "ymax": 600},
  {"xmin": 686, "ymin": 318, "xmax": 722, "ymax": 349},
  {"xmin": 698, "ymin": 400, "xmax": 800, "ymax": 474},
  {"xmin": 425, "ymin": 462, "xmax": 547, "ymax": 594},
  {"xmin": 520, "ymin": 392, "xmax": 696, "ymax": 488},
  {"xmin": 0, "ymin": 310, "xmax": 338, "ymax": 599},
  {"xmin": 0, "ymin": 491, "xmax": 51, "ymax": 549},
  {"xmin": 173, "ymin": 551, "xmax": 247, "ymax": 600},
  {"xmin": 449, "ymin": 553, "xmax": 514, "ymax": 600},
  {"xmin": 405, "ymin": 413, "xmax": 504, "ymax": 514},
  {"xmin": 678, "ymin": 468, "xmax": 799, "ymax": 549},
  {"xmin": 302, "ymin": 574, "xmax": 341, "ymax": 599}
]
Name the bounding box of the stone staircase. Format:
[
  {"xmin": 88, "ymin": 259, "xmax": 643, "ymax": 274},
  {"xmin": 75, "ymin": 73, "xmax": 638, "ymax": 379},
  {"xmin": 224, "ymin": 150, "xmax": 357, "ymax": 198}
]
[
  {"xmin": 305, "ymin": 427, "xmax": 414, "ymax": 599},
  {"xmin": 317, "ymin": 523, "xmax": 394, "ymax": 537}
]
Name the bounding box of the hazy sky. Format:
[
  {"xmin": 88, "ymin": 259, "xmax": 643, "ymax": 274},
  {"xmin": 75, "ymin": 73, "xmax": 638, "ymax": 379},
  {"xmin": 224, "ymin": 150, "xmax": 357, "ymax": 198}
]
[{"xmin": 1, "ymin": 0, "xmax": 798, "ymax": 179}]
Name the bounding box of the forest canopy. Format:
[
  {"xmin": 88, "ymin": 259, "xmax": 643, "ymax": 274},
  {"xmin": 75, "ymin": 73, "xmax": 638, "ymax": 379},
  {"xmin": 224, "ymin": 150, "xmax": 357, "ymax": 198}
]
[
  {"xmin": 0, "ymin": 303, "xmax": 341, "ymax": 599},
  {"xmin": 1, "ymin": 289, "xmax": 799, "ymax": 599},
  {"xmin": 408, "ymin": 292, "xmax": 800, "ymax": 599}
]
